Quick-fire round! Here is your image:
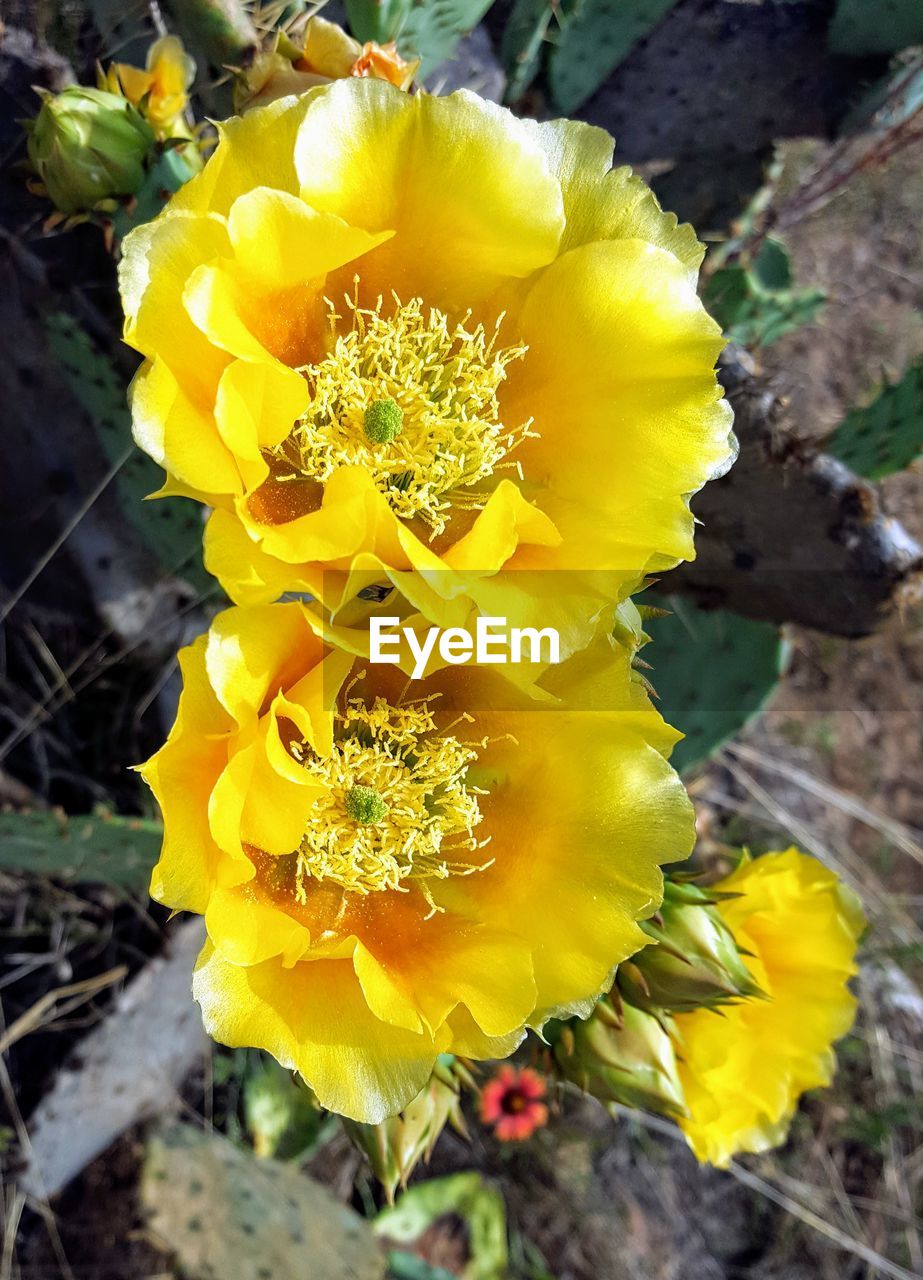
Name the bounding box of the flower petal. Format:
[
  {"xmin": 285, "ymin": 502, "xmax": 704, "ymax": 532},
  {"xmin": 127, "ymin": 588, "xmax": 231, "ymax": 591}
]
[
  {"xmin": 294, "ymin": 80, "xmax": 564, "ymax": 307},
  {"xmin": 226, "ymin": 186, "xmax": 393, "ymax": 291},
  {"xmin": 527, "ymin": 116, "xmax": 703, "ymax": 278},
  {"xmin": 504, "ymin": 238, "xmax": 733, "ymax": 569},
  {"xmin": 193, "ymin": 941, "xmax": 445, "ymax": 1122},
  {"xmin": 169, "ymin": 92, "xmax": 318, "ymax": 216}
]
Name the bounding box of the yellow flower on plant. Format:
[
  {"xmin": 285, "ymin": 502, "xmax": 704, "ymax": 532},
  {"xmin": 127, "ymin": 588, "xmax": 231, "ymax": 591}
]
[
  {"xmin": 104, "ymin": 35, "xmax": 195, "ymax": 139},
  {"xmin": 236, "ymin": 17, "xmax": 418, "ymax": 113},
  {"xmin": 672, "ymin": 848, "xmax": 865, "ymax": 1167},
  {"xmin": 140, "ymin": 603, "xmax": 693, "ymax": 1122},
  {"xmin": 118, "ymin": 80, "xmax": 734, "ymax": 639}
]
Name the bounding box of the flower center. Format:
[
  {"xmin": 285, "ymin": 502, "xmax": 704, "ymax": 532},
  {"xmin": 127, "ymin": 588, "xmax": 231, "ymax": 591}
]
[
  {"xmin": 270, "ymin": 291, "xmax": 534, "ymax": 537},
  {"xmin": 290, "ymin": 692, "xmax": 493, "ymax": 914}
]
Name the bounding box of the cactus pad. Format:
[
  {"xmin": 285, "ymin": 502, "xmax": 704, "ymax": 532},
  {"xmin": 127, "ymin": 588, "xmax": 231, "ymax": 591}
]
[
  {"xmin": 826, "ymin": 361, "xmax": 923, "ymax": 481},
  {"xmin": 501, "ymin": 0, "xmax": 557, "ymax": 101},
  {"xmin": 397, "ymin": 0, "xmax": 495, "ymax": 74},
  {"xmin": 143, "ymin": 1121, "xmax": 385, "ymax": 1280},
  {"xmin": 547, "ymin": 0, "xmax": 680, "ymax": 114},
  {"xmin": 703, "ymin": 239, "xmax": 825, "ymax": 348},
  {"xmin": 0, "ymin": 808, "xmax": 161, "ymax": 890},
  {"xmin": 642, "ymin": 596, "xmax": 786, "ymax": 773},
  {"xmin": 46, "ymin": 312, "xmax": 211, "ymax": 593},
  {"xmin": 829, "ymin": 0, "xmax": 923, "ymax": 55}
]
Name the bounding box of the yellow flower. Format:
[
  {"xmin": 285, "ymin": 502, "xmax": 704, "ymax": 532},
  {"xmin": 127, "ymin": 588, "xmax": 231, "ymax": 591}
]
[
  {"xmin": 237, "ymin": 18, "xmax": 418, "ymax": 113},
  {"xmin": 673, "ymin": 848, "xmax": 865, "ymax": 1167},
  {"xmin": 119, "ymin": 81, "xmax": 734, "ymax": 637},
  {"xmin": 104, "ymin": 35, "xmax": 195, "ymax": 139},
  {"xmin": 140, "ymin": 603, "xmax": 693, "ymax": 1122}
]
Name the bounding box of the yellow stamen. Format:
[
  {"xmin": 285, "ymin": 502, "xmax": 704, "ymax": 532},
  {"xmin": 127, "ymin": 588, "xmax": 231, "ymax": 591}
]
[
  {"xmin": 272, "ymin": 291, "xmax": 534, "ymax": 537},
  {"xmin": 293, "ymin": 694, "xmax": 493, "ymax": 914}
]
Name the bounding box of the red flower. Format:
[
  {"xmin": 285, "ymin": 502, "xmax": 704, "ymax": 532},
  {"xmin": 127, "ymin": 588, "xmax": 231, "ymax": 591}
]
[{"xmin": 479, "ymin": 1065, "xmax": 548, "ymax": 1141}]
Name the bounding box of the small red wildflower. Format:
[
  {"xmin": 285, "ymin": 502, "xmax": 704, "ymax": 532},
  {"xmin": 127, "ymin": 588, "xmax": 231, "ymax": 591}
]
[{"xmin": 479, "ymin": 1065, "xmax": 548, "ymax": 1141}]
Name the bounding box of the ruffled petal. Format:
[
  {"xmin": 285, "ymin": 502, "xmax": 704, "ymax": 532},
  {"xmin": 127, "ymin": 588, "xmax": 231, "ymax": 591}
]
[
  {"xmin": 226, "ymin": 186, "xmax": 393, "ymax": 291},
  {"xmin": 205, "ymin": 603, "xmax": 325, "ymax": 725},
  {"xmin": 294, "ymin": 80, "xmax": 564, "ymax": 307},
  {"xmin": 144, "ymin": 638, "xmax": 243, "ymax": 913},
  {"xmin": 526, "ymin": 116, "xmax": 703, "ymax": 278},
  {"xmin": 168, "ymin": 92, "xmax": 318, "ymax": 216},
  {"xmin": 193, "ymin": 941, "xmax": 445, "ymax": 1122},
  {"xmin": 205, "ymin": 885, "xmax": 311, "ymax": 967},
  {"xmin": 130, "ymin": 358, "xmax": 241, "ymax": 496},
  {"xmin": 674, "ymin": 849, "xmax": 864, "ymax": 1166},
  {"xmin": 503, "ymin": 238, "xmax": 733, "ymax": 569}
]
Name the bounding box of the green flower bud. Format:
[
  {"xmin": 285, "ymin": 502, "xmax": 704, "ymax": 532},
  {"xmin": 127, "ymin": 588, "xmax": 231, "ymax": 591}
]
[
  {"xmin": 619, "ymin": 879, "xmax": 763, "ymax": 1014},
  {"xmin": 550, "ymin": 999, "xmax": 687, "ymax": 1119},
  {"xmin": 343, "ymin": 1055, "xmax": 473, "ymax": 1202},
  {"xmin": 243, "ymin": 1058, "xmax": 324, "ymax": 1159},
  {"xmin": 27, "ymin": 86, "xmax": 155, "ymax": 215}
]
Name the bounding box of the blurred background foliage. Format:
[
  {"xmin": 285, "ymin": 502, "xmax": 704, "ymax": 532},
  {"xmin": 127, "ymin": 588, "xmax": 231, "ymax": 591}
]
[{"xmin": 1, "ymin": 1, "xmax": 922, "ymax": 1277}]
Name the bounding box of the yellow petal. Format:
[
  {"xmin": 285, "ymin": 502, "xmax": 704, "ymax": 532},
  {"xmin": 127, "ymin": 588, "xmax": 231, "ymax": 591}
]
[
  {"xmin": 441, "ymin": 480, "xmax": 561, "ymax": 573},
  {"xmin": 129, "ymin": 357, "xmax": 242, "ymax": 496},
  {"xmin": 119, "ymin": 210, "xmax": 230, "ymax": 399},
  {"xmin": 352, "ymin": 894, "xmax": 536, "ymax": 1038},
  {"xmin": 504, "ymin": 238, "xmax": 732, "ymax": 569},
  {"xmin": 226, "ymin": 186, "xmax": 392, "ymax": 291},
  {"xmin": 294, "ymin": 80, "xmax": 564, "ymax": 307},
  {"xmin": 193, "ymin": 941, "xmax": 446, "ymax": 1122},
  {"xmin": 430, "ymin": 637, "xmax": 692, "ymax": 1019},
  {"xmin": 238, "ymin": 702, "xmax": 322, "ymax": 856},
  {"xmin": 214, "ymin": 360, "xmax": 309, "ymax": 485},
  {"xmin": 143, "ymin": 638, "xmax": 245, "ymax": 913},
  {"xmin": 675, "ymin": 848, "xmax": 865, "ymax": 1166},
  {"xmin": 527, "ymin": 116, "xmax": 703, "ymax": 278},
  {"xmin": 169, "ymin": 92, "xmax": 318, "ymax": 216},
  {"xmin": 205, "ymin": 603, "xmax": 325, "ymax": 725},
  {"xmin": 206, "ymin": 885, "xmax": 311, "ymax": 967}
]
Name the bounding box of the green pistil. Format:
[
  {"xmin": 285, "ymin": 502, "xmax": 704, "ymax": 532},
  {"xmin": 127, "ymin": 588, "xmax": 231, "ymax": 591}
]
[
  {"xmin": 345, "ymin": 784, "xmax": 389, "ymax": 826},
  {"xmin": 363, "ymin": 397, "xmax": 404, "ymax": 444}
]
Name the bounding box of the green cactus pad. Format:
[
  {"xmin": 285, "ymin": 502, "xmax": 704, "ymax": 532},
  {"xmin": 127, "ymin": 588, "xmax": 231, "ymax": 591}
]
[
  {"xmin": 547, "ymin": 0, "xmax": 680, "ymax": 115},
  {"xmin": 826, "ymin": 361, "xmax": 923, "ymax": 481},
  {"xmin": 501, "ymin": 0, "xmax": 557, "ymax": 101},
  {"xmin": 143, "ymin": 1121, "xmax": 385, "ymax": 1280},
  {"xmin": 374, "ymin": 1173, "xmax": 509, "ymax": 1280},
  {"xmin": 346, "ymin": 0, "xmax": 415, "ymax": 43},
  {"xmin": 642, "ymin": 596, "xmax": 786, "ymax": 773},
  {"xmin": 396, "ymin": 0, "xmax": 495, "ymax": 74},
  {"xmin": 46, "ymin": 312, "xmax": 212, "ymax": 594},
  {"xmin": 829, "ymin": 0, "xmax": 923, "ymax": 55},
  {"xmin": 703, "ymin": 240, "xmax": 825, "ymax": 349},
  {"xmin": 0, "ymin": 808, "xmax": 161, "ymax": 890}
]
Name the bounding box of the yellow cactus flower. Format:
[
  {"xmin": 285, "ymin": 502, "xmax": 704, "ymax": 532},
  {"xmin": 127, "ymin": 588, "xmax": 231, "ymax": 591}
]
[
  {"xmin": 104, "ymin": 35, "xmax": 195, "ymax": 140},
  {"xmin": 673, "ymin": 849, "xmax": 865, "ymax": 1167},
  {"xmin": 237, "ymin": 18, "xmax": 417, "ymax": 113},
  {"xmin": 140, "ymin": 603, "xmax": 693, "ymax": 1122},
  {"xmin": 119, "ymin": 81, "xmax": 734, "ymax": 636}
]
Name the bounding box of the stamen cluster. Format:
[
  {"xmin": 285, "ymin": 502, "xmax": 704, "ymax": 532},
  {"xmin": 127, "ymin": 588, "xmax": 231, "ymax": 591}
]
[
  {"xmin": 273, "ymin": 293, "xmax": 533, "ymax": 536},
  {"xmin": 291, "ymin": 693, "xmax": 492, "ymax": 912}
]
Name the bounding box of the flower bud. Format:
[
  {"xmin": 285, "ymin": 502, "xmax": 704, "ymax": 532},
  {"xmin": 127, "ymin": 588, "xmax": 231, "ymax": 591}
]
[
  {"xmin": 343, "ymin": 1055, "xmax": 472, "ymax": 1202},
  {"xmin": 234, "ymin": 16, "xmax": 417, "ymax": 113},
  {"xmin": 27, "ymin": 86, "xmax": 155, "ymax": 215},
  {"xmin": 243, "ymin": 1059, "xmax": 323, "ymax": 1160},
  {"xmin": 103, "ymin": 35, "xmax": 196, "ymax": 140},
  {"xmin": 618, "ymin": 878, "xmax": 763, "ymax": 1014},
  {"xmin": 551, "ymin": 999, "xmax": 687, "ymax": 1119}
]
